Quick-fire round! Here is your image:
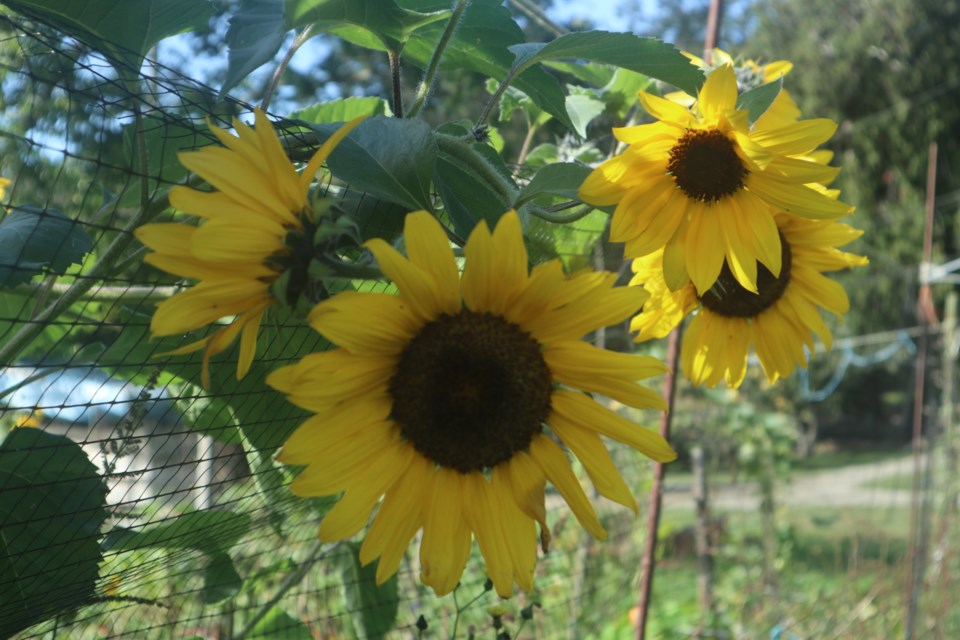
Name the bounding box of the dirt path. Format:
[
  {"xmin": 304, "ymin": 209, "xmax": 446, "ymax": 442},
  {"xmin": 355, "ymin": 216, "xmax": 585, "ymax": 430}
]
[{"xmin": 662, "ymin": 455, "xmax": 917, "ymax": 511}]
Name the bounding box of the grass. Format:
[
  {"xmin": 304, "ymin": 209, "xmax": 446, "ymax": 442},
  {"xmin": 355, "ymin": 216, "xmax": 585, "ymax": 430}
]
[
  {"xmin": 791, "ymin": 447, "xmax": 911, "ymax": 472},
  {"xmin": 863, "ymin": 451, "xmax": 955, "ymax": 491},
  {"xmin": 643, "ymin": 504, "xmax": 916, "ymax": 640}
]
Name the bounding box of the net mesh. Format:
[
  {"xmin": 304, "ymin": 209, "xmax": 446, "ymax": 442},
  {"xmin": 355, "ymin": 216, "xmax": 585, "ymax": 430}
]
[
  {"xmin": 0, "ymin": 14, "xmax": 660, "ymax": 638},
  {"xmin": 0, "ymin": 11, "xmax": 954, "ymax": 640}
]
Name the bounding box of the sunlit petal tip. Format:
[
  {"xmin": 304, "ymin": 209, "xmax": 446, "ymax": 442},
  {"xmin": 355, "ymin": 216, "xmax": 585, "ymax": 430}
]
[
  {"xmin": 264, "ymin": 364, "xmax": 298, "ymax": 393},
  {"xmin": 699, "ymin": 63, "xmax": 738, "ymax": 116}
]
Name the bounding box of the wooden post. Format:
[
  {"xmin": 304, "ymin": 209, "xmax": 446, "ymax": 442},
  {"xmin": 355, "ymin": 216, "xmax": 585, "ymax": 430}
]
[
  {"xmin": 933, "ymin": 291, "xmax": 957, "ymax": 637},
  {"xmin": 634, "ymin": 325, "xmax": 682, "ymax": 640},
  {"xmin": 692, "ymin": 445, "xmax": 715, "ymax": 625},
  {"xmin": 905, "ymin": 141, "xmax": 938, "ymax": 640}
]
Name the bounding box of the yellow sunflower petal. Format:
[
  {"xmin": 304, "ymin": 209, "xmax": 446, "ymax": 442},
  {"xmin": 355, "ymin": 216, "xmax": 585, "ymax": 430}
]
[
  {"xmin": 686, "ymin": 205, "xmax": 726, "ymax": 295},
  {"xmin": 613, "ymin": 121, "xmax": 682, "ymax": 145},
  {"xmin": 579, "ymin": 155, "xmax": 635, "ymax": 206},
  {"xmin": 717, "ymin": 199, "xmax": 759, "ymax": 294},
  {"xmin": 681, "ymin": 312, "xmax": 749, "ymax": 387},
  {"xmin": 364, "ymin": 237, "xmax": 447, "ymax": 322},
  {"xmin": 529, "ymin": 435, "xmax": 606, "ymax": 540},
  {"xmin": 747, "ymin": 174, "xmax": 853, "ymax": 219},
  {"xmin": 550, "ymin": 389, "xmax": 676, "ymax": 462},
  {"xmin": 144, "ymin": 253, "xmax": 274, "ymax": 281},
  {"xmin": 662, "ymin": 213, "xmax": 691, "ymax": 291},
  {"xmin": 317, "ymin": 442, "xmax": 416, "ymax": 541},
  {"xmin": 617, "ymin": 180, "xmax": 686, "ymax": 256},
  {"xmin": 698, "ymin": 64, "xmax": 738, "ymax": 119},
  {"xmin": 750, "ymin": 118, "xmax": 838, "ymax": 156},
  {"xmin": 169, "ymin": 187, "xmax": 297, "ymax": 229},
  {"xmin": 752, "ymin": 311, "xmax": 806, "ymax": 382},
  {"xmin": 277, "ymin": 396, "xmax": 392, "ymax": 465},
  {"xmin": 151, "ymin": 279, "xmax": 271, "ymax": 336},
  {"xmin": 543, "ymin": 340, "xmax": 667, "ymax": 378},
  {"xmin": 637, "ymin": 89, "xmax": 696, "ymax": 125},
  {"xmin": 191, "ymin": 218, "xmax": 286, "ymax": 263},
  {"xmin": 738, "ymin": 190, "xmax": 782, "ymax": 277},
  {"xmin": 549, "ymin": 414, "xmax": 638, "ymax": 512},
  {"xmin": 463, "ymin": 474, "xmax": 514, "ymax": 598},
  {"xmin": 360, "ymin": 455, "xmax": 433, "ymax": 585},
  {"xmin": 309, "ymin": 292, "xmax": 420, "ymax": 355},
  {"xmin": 491, "ymin": 466, "xmax": 538, "ymax": 591},
  {"xmin": 178, "ymin": 147, "xmax": 297, "ymax": 226},
  {"xmin": 525, "ymin": 278, "xmax": 646, "ymax": 344},
  {"xmin": 503, "ymin": 451, "xmax": 548, "ymax": 527},
  {"xmin": 288, "ymin": 425, "xmax": 397, "ymax": 495},
  {"xmin": 462, "ymin": 212, "xmax": 528, "ymax": 314},
  {"xmin": 135, "ymin": 223, "xmax": 197, "ymax": 255},
  {"xmin": 402, "ymin": 211, "xmax": 462, "ymax": 315},
  {"xmin": 236, "ymin": 303, "xmax": 268, "ymax": 380},
  {"xmin": 420, "ymin": 469, "xmax": 472, "ymax": 596}
]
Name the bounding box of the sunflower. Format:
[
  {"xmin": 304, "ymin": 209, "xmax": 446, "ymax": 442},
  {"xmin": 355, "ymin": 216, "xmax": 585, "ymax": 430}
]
[
  {"xmin": 135, "ymin": 110, "xmax": 363, "ymax": 388},
  {"xmin": 267, "ymin": 210, "xmax": 676, "ymax": 598},
  {"xmin": 630, "ymin": 213, "xmax": 868, "ymax": 387},
  {"xmin": 579, "ymin": 64, "xmax": 852, "ymax": 298},
  {"xmin": 666, "ymin": 48, "xmax": 793, "ymax": 108},
  {"xmin": 0, "ymin": 176, "xmax": 9, "ymax": 199}
]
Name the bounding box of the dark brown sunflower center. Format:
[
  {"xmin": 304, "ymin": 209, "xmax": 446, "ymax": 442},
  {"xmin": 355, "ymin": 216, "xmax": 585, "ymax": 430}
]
[
  {"xmin": 700, "ymin": 232, "xmax": 792, "ymax": 317},
  {"xmin": 389, "ymin": 311, "xmax": 553, "ymax": 474},
  {"xmin": 667, "ymin": 129, "xmax": 748, "ymax": 202}
]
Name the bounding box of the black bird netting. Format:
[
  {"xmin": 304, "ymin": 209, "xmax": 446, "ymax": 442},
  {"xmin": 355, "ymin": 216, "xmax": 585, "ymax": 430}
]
[
  {"xmin": 0, "ymin": 13, "xmax": 658, "ymax": 639},
  {"xmin": 2, "ymin": 6, "xmax": 958, "ymax": 640}
]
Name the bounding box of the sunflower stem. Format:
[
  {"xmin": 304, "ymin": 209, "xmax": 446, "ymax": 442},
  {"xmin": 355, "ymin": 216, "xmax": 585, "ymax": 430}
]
[
  {"xmin": 474, "ymin": 70, "xmax": 520, "ymax": 135},
  {"xmin": 506, "ymin": 0, "xmax": 568, "ymax": 37},
  {"xmin": 14, "ymin": 281, "xmax": 183, "ymax": 303},
  {"xmin": 635, "ymin": 323, "xmax": 683, "ymax": 640},
  {"xmin": 135, "ymin": 103, "xmax": 150, "ymax": 215},
  {"xmin": 434, "ymin": 133, "xmax": 518, "ymax": 209},
  {"xmin": 322, "ymin": 259, "xmax": 384, "ymax": 281},
  {"xmin": 406, "ymin": 0, "xmax": 468, "ymax": 119},
  {"xmin": 526, "ymin": 204, "xmax": 594, "ymax": 224},
  {"xmin": 260, "ymin": 25, "xmax": 315, "ymax": 112},
  {"xmin": 388, "ymin": 50, "xmax": 404, "ymax": 117}
]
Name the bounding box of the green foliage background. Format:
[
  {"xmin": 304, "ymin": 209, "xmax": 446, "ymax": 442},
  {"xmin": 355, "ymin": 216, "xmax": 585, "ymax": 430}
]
[{"xmin": 0, "ymin": 0, "xmax": 956, "ymax": 637}]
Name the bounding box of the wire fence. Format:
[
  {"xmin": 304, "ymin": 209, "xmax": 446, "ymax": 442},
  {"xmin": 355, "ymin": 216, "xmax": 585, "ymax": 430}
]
[{"xmin": 0, "ymin": 11, "xmax": 957, "ymax": 640}]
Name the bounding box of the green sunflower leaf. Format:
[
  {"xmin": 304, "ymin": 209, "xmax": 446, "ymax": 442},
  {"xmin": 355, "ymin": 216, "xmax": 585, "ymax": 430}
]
[
  {"xmin": 602, "ymin": 67, "xmax": 655, "ymax": 118},
  {"xmin": 290, "ymin": 96, "xmax": 391, "ymax": 123},
  {"xmin": 737, "ymin": 77, "xmax": 784, "ymax": 125},
  {"xmin": 247, "ymin": 606, "xmax": 315, "ymax": 639},
  {"xmin": 286, "ymin": 0, "xmax": 448, "ymax": 50},
  {"xmin": 337, "ymin": 542, "xmax": 400, "ymax": 640},
  {"xmin": 103, "ymin": 510, "xmax": 251, "ymax": 556},
  {"xmin": 0, "ymin": 429, "xmax": 108, "ymax": 638},
  {"xmin": 434, "ymin": 124, "xmax": 516, "ymax": 238},
  {"xmin": 565, "ymin": 91, "xmax": 606, "ymax": 139},
  {"xmin": 0, "ymin": 206, "xmax": 93, "ymax": 288},
  {"xmin": 527, "ymin": 208, "xmax": 608, "ymax": 272},
  {"xmin": 2, "ymin": 0, "xmax": 212, "ymax": 70},
  {"xmin": 544, "ymin": 60, "xmax": 615, "ymax": 87},
  {"xmin": 222, "ymin": 0, "xmax": 287, "ymax": 96},
  {"xmin": 401, "ymin": 0, "xmax": 574, "ymax": 130},
  {"xmin": 203, "ymin": 552, "xmax": 244, "ymax": 604},
  {"xmin": 516, "ymin": 163, "xmax": 593, "ymax": 207},
  {"xmin": 315, "ymin": 116, "xmax": 438, "ymax": 211},
  {"xmin": 508, "ymin": 31, "xmax": 704, "ymax": 96}
]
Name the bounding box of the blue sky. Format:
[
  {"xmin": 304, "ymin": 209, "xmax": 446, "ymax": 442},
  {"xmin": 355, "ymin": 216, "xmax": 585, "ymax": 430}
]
[{"xmin": 549, "ymin": 0, "xmax": 657, "ymax": 32}]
